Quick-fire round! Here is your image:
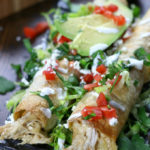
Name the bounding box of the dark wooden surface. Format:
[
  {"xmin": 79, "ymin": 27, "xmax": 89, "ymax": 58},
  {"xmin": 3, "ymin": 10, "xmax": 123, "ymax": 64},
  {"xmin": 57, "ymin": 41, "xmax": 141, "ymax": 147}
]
[{"xmin": 0, "ymin": 0, "xmax": 150, "ymax": 125}]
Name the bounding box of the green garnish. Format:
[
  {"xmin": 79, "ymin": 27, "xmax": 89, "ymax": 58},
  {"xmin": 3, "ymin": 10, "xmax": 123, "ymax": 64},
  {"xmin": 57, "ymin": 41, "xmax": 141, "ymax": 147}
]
[
  {"xmin": 134, "ymin": 47, "xmax": 150, "ymax": 66},
  {"xmin": 11, "ymin": 64, "xmax": 22, "ymax": 79},
  {"xmin": 83, "ymin": 113, "xmax": 96, "ymax": 120},
  {"xmin": 0, "ymin": 76, "xmax": 15, "ymax": 94},
  {"xmin": 7, "ymin": 90, "xmax": 25, "ymax": 112},
  {"xmin": 134, "ymin": 80, "xmax": 139, "ymax": 87}
]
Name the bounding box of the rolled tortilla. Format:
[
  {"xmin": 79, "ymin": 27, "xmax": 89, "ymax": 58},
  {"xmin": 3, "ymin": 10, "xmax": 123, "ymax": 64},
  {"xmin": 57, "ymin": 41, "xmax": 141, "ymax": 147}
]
[
  {"xmin": 66, "ymin": 10, "xmax": 150, "ymax": 150},
  {"xmin": 0, "ymin": 57, "xmax": 73, "ymax": 144}
]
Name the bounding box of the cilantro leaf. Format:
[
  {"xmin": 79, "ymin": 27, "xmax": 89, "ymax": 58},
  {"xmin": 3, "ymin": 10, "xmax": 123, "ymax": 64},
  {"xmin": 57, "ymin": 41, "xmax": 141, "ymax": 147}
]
[
  {"xmin": 138, "ymin": 107, "xmax": 150, "ymax": 128},
  {"xmin": 0, "ymin": 76, "xmax": 15, "ymax": 94},
  {"xmin": 134, "ymin": 47, "xmax": 150, "ymax": 66},
  {"xmin": 132, "ymin": 134, "xmax": 150, "ymax": 150},
  {"xmin": 118, "ymin": 133, "xmax": 136, "ymax": 150},
  {"xmin": 83, "ymin": 113, "xmax": 96, "ymax": 120},
  {"xmin": 11, "ymin": 64, "xmax": 22, "ymax": 79}
]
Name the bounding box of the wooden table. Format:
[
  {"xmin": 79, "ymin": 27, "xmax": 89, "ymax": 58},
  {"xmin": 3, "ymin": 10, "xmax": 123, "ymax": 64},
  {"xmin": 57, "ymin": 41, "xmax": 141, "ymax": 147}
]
[{"xmin": 0, "ymin": 0, "xmax": 150, "ymax": 125}]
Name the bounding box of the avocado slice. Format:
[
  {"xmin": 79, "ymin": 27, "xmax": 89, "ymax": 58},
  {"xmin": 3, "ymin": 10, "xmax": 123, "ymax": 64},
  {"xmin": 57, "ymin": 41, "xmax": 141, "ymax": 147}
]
[
  {"xmin": 55, "ymin": 14, "xmax": 111, "ymax": 40},
  {"xmin": 71, "ymin": 23, "xmax": 123, "ymax": 56},
  {"xmin": 71, "ymin": 0, "xmax": 133, "ymax": 56}
]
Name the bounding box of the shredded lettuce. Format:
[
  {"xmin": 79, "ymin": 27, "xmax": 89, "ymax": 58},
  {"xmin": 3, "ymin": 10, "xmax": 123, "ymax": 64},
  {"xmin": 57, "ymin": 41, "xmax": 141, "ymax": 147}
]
[{"xmin": 6, "ymin": 90, "xmax": 25, "ymax": 112}]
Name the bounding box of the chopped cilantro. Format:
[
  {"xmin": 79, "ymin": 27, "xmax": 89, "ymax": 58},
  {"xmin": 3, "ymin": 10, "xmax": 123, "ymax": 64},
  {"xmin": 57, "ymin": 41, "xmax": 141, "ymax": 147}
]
[
  {"xmin": 11, "ymin": 64, "xmax": 22, "ymax": 79},
  {"xmin": 83, "ymin": 113, "xmax": 96, "ymax": 120},
  {"xmin": 131, "ymin": 4, "xmax": 140, "ymax": 17},
  {"xmin": 0, "ymin": 76, "xmax": 15, "ymax": 94},
  {"xmin": 134, "ymin": 47, "xmax": 150, "ymax": 66},
  {"xmin": 134, "ymin": 80, "xmax": 139, "ymax": 87}
]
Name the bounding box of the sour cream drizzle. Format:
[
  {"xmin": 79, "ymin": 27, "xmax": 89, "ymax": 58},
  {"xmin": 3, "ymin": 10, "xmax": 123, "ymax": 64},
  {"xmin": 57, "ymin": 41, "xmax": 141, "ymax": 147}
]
[
  {"xmin": 96, "ymin": 27, "xmax": 119, "ymax": 34},
  {"xmin": 105, "ymin": 53, "xmax": 120, "ymax": 66},
  {"xmin": 140, "ymin": 32, "xmax": 150, "ymax": 39},
  {"xmin": 90, "ymin": 44, "xmax": 108, "ymax": 56},
  {"xmin": 139, "ymin": 18, "xmax": 150, "ymax": 25}
]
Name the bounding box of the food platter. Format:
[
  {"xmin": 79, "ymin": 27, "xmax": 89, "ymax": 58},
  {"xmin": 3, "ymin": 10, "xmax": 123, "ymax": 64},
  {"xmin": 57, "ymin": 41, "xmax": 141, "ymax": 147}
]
[{"xmin": 0, "ymin": 0, "xmax": 150, "ymax": 150}]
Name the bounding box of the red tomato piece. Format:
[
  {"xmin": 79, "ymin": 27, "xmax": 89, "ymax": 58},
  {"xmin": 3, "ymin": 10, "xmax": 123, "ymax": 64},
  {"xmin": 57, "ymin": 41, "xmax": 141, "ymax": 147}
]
[
  {"xmin": 96, "ymin": 64, "xmax": 107, "ymax": 74},
  {"xmin": 101, "ymin": 106, "xmax": 117, "ymax": 119},
  {"xmin": 23, "ymin": 27, "xmax": 37, "ymax": 40},
  {"xmin": 94, "ymin": 6, "xmax": 108, "ymax": 15},
  {"xmin": 94, "ymin": 74, "xmax": 102, "ymax": 82},
  {"xmin": 81, "ymin": 106, "xmax": 103, "ymax": 120},
  {"xmin": 109, "ymin": 75, "xmax": 122, "ymax": 86},
  {"xmin": 84, "ymin": 82, "xmax": 99, "ymax": 91},
  {"xmin": 35, "ymin": 22, "xmax": 49, "ymax": 35},
  {"xmin": 113, "ymin": 15, "xmax": 126, "ymax": 26},
  {"xmin": 83, "ymin": 74, "xmax": 93, "ymax": 83},
  {"xmin": 96, "ymin": 92, "xmax": 108, "ymax": 107},
  {"xmin": 43, "ymin": 67, "xmax": 56, "ymax": 80},
  {"xmin": 103, "ymin": 11, "xmax": 114, "ymax": 19},
  {"xmin": 58, "ymin": 36, "xmax": 71, "ymax": 44},
  {"xmin": 107, "ymin": 4, "xmax": 118, "ymax": 12}
]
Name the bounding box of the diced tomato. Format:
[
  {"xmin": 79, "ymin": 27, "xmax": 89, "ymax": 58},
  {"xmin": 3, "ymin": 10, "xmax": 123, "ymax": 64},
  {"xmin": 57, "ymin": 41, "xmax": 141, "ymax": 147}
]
[
  {"xmin": 94, "ymin": 74, "xmax": 102, "ymax": 82},
  {"xmin": 107, "ymin": 4, "xmax": 118, "ymax": 12},
  {"xmin": 113, "ymin": 15, "xmax": 126, "ymax": 26},
  {"xmin": 103, "ymin": 11, "xmax": 113, "ymax": 19},
  {"xmin": 43, "ymin": 67, "xmax": 56, "ymax": 80},
  {"xmin": 83, "ymin": 74, "xmax": 93, "ymax": 83},
  {"xmin": 96, "ymin": 64, "xmax": 107, "ymax": 74},
  {"xmin": 35, "ymin": 22, "xmax": 49, "ymax": 35},
  {"xmin": 58, "ymin": 36, "xmax": 71, "ymax": 44},
  {"xmin": 81, "ymin": 106, "xmax": 103, "ymax": 120},
  {"xmin": 96, "ymin": 92, "xmax": 108, "ymax": 107},
  {"xmin": 94, "ymin": 6, "xmax": 108, "ymax": 15},
  {"xmin": 24, "ymin": 21, "xmax": 49, "ymax": 40},
  {"xmin": 109, "ymin": 75, "xmax": 122, "ymax": 86},
  {"xmin": 101, "ymin": 106, "xmax": 117, "ymax": 119},
  {"xmin": 23, "ymin": 27, "xmax": 37, "ymax": 40},
  {"xmin": 70, "ymin": 49, "xmax": 77, "ymax": 56},
  {"xmin": 84, "ymin": 82, "xmax": 99, "ymax": 91}
]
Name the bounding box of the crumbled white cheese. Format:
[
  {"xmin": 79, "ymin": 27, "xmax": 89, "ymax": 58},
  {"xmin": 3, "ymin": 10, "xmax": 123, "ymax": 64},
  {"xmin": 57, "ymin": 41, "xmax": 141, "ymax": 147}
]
[
  {"xmin": 56, "ymin": 88, "xmax": 66, "ymax": 100},
  {"xmin": 80, "ymin": 69, "xmax": 91, "ymax": 74},
  {"xmin": 73, "ymin": 61, "xmax": 80, "ymax": 70},
  {"xmin": 58, "ymin": 138, "xmax": 65, "ymax": 150},
  {"xmin": 68, "ymin": 112, "xmax": 82, "ymax": 121},
  {"xmin": 121, "ymin": 47, "xmax": 127, "ymax": 52},
  {"xmin": 40, "ymin": 87, "xmax": 55, "ymax": 97},
  {"xmin": 140, "ymin": 32, "xmax": 150, "ymax": 39},
  {"xmin": 91, "ymin": 91, "xmax": 99, "ymax": 98},
  {"xmin": 58, "ymin": 67, "xmax": 68, "ymax": 74},
  {"xmin": 80, "ymin": 76, "xmax": 86, "ymax": 84},
  {"xmin": 71, "ymin": 106, "xmax": 77, "ymax": 111},
  {"xmin": 114, "ymin": 39, "xmax": 123, "ymax": 47},
  {"xmin": 92, "ymin": 55, "xmax": 100, "ymax": 75},
  {"xmin": 90, "ymin": 43, "xmax": 108, "ymax": 56},
  {"xmin": 105, "ymin": 53, "xmax": 120, "ymax": 66},
  {"xmin": 63, "ymin": 123, "xmax": 69, "ymax": 129},
  {"xmin": 125, "ymin": 58, "xmax": 143, "ymax": 70},
  {"xmin": 139, "ymin": 18, "xmax": 150, "ymax": 25},
  {"xmin": 5, "ymin": 114, "xmax": 14, "ymax": 124},
  {"xmin": 21, "ymin": 78, "xmax": 29, "ymax": 86},
  {"xmin": 35, "ymin": 49, "xmax": 60, "ymax": 78},
  {"xmin": 40, "ymin": 107, "xmax": 52, "ymax": 119},
  {"xmin": 63, "ymin": 58, "xmax": 69, "ymax": 66},
  {"xmin": 109, "ymin": 117, "xmax": 118, "ymax": 126},
  {"xmin": 96, "ymin": 27, "xmax": 119, "ymax": 34}
]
